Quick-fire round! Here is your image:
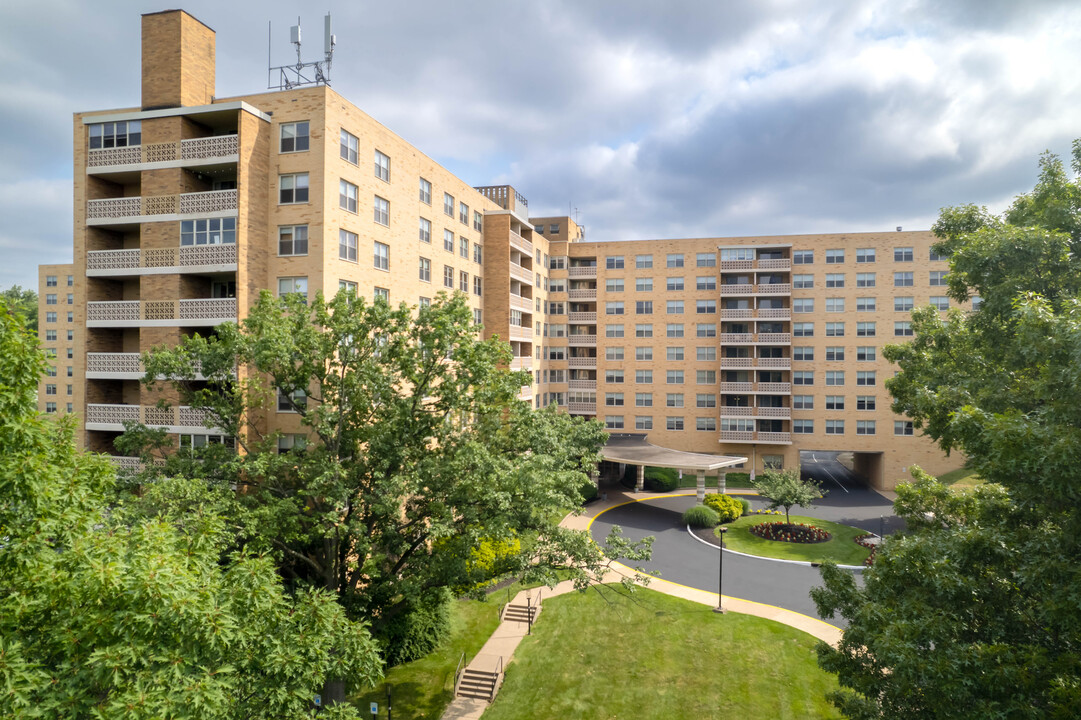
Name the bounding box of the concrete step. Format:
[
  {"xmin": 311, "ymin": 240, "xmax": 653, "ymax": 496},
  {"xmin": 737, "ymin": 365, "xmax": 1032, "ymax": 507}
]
[
  {"xmin": 457, "ymin": 668, "xmax": 499, "ymax": 700},
  {"xmin": 501, "ymin": 603, "xmax": 540, "ymax": 623}
]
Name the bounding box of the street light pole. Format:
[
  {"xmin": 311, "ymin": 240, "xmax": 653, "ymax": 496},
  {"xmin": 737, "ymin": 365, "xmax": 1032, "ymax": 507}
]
[{"xmin": 714, "ymin": 527, "xmax": 727, "ymax": 614}]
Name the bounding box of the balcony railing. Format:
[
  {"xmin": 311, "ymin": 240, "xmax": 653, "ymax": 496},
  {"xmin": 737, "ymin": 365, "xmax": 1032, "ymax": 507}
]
[
  {"xmin": 509, "ymin": 293, "xmax": 532, "ymax": 312},
  {"xmin": 720, "ymin": 284, "xmax": 754, "ymax": 296},
  {"xmin": 567, "ymin": 288, "xmax": 597, "ymax": 300},
  {"xmin": 86, "ymin": 352, "xmax": 141, "ymax": 376},
  {"xmin": 509, "ymin": 357, "xmax": 533, "ymax": 371},
  {"xmin": 719, "ymin": 431, "xmax": 792, "ymax": 444},
  {"xmin": 87, "ymin": 297, "xmax": 237, "ymax": 325},
  {"xmin": 509, "ymin": 231, "xmax": 532, "ymax": 255},
  {"xmin": 720, "ymin": 357, "xmax": 752, "ymax": 368},
  {"xmin": 720, "ymin": 333, "xmax": 753, "ymax": 344},
  {"xmin": 568, "ymin": 334, "xmax": 597, "ymax": 346},
  {"xmin": 719, "ymin": 406, "xmax": 753, "ymax": 416},
  {"xmin": 568, "ymin": 357, "xmax": 597, "ymax": 369},
  {"xmin": 568, "ymin": 266, "xmax": 598, "ymax": 279},
  {"xmin": 87, "ymin": 244, "xmax": 238, "ymax": 274},
  {"xmin": 756, "ymin": 431, "xmax": 791, "ymax": 443},
  {"xmin": 567, "ymin": 379, "xmax": 597, "ymax": 390},
  {"xmin": 755, "ymin": 407, "xmax": 791, "ymax": 418},
  {"xmin": 508, "ymin": 325, "xmax": 533, "ymax": 342},
  {"xmin": 720, "ymin": 260, "xmax": 753, "ymax": 271},
  {"xmin": 509, "ymin": 263, "xmax": 533, "ymax": 284},
  {"xmin": 88, "ymin": 189, "xmax": 238, "ymax": 222},
  {"xmin": 720, "ymin": 382, "xmax": 753, "ymax": 393},
  {"xmin": 568, "ymin": 402, "xmax": 597, "ymax": 414},
  {"xmin": 720, "ymin": 309, "xmax": 752, "ymax": 320},
  {"xmin": 720, "ymin": 430, "xmax": 754, "ymax": 441},
  {"xmin": 88, "ymin": 135, "xmax": 239, "ymax": 168},
  {"xmin": 86, "ymin": 403, "xmax": 214, "ymax": 429},
  {"xmin": 757, "ymin": 382, "xmax": 791, "ymax": 393},
  {"xmin": 757, "ymin": 283, "xmax": 791, "ymax": 295},
  {"xmin": 756, "ymin": 357, "xmax": 791, "ymax": 369},
  {"xmin": 568, "ymin": 311, "xmax": 596, "ymax": 323},
  {"xmin": 757, "ymin": 333, "xmax": 791, "ymax": 344},
  {"xmin": 756, "ymin": 307, "xmax": 790, "ymax": 319},
  {"xmin": 758, "ymin": 258, "xmax": 791, "ymax": 270}
]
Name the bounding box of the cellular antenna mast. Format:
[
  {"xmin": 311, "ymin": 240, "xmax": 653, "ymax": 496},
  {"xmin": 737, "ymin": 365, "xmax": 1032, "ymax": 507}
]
[{"xmin": 268, "ymin": 13, "xmax": 336, "ymax": 90}]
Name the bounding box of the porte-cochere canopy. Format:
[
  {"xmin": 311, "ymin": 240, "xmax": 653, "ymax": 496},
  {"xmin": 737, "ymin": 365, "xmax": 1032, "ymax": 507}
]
[{"xmin": 600, "ymin": 433, "xmax": 747, "ymax": 473}]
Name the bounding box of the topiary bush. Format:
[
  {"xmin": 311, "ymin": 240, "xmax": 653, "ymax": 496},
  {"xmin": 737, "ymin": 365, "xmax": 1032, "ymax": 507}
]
[
  {"xmin": 644, "ymin": 466, "xmax": 680, "ymax": 492},
  {"xmin": 683, "ymin": 504, "xmax": 720, "ymax": 528},
  {"xmin": 724, "ymin": 471, "xmax": 751, "ymax": 486},
  {"xmin": 375, "ymin": 588, "xmax": 454, "ymax": 667},
  {"xmin": 703, "ymin": 493, "xmax": 743, "ymax": 523}
]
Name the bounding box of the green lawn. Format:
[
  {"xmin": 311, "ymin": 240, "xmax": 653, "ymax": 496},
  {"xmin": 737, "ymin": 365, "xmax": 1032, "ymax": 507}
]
[
  {"xmin": 937, "ymin": 466, "xmax": 983, "ymax": 490},
  {"xmin": 484, "ymin": 585, "xmax": 842, "ymax": 720},
  {"xmin": 719, "ymin": 514, "xmax": 872, "ymax": 566}
]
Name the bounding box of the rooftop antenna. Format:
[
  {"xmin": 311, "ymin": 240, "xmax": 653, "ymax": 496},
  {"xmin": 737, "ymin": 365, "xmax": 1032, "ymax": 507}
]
[{"xmin": 268, "ymin": 12, "xmax": 336, "ymax": 90}]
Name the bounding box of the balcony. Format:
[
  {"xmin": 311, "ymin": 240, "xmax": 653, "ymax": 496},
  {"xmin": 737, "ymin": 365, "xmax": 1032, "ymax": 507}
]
[
  {"xmin": 87, "ymin": 297, "xmax": 237, "ymax": 327},
  {"xmin": 509, "ymin": 231, "xmax": 533, "ymax": 255},
  {"xmin": 568, "ymin": 334, "xmax": 597, "ymax": 346},
  {"xmin": 758, "ymin": 258, "xmax": 791, "ymax": 270},
  {"xmin": 755, "ymin": 407, "xmax": 791, "ymax": 419},
  {"xmin": 88, "ymin": 135, "xmax": 239, "ymax": 170},
  {"xmin": 510, "ymin": 356, "xmax": 533, "ymax": 371},
  {"xmin": 757, "ymin": 333, "xmax": 791, "ymax": 344},
  {"xmin": 568, "ymin": 379, "xmax": 597, "ymax": 390},
  {"xmin": 720, "ymin": 382, "xmax": 753, "ymax": 393},
  {"xmin": 757, "ymin": 382, "xmax": 791, "ymax": 393},
  {"xmin": 568, "ymin": 266, "xmax": 598, "ymax": 279},
  {"xmin": 85, "ymin": 403, "xmax": 222, "ymax": 433},
  {"xmin": 720, "ymin": 357, "xmax": 752, "ymax": 369},
  {"xmin": 756, "ymin": 283, "xmax": 791, "ymax": 295},
  {"xmin": 720, "ymin": 431, "xmax": 792, "ymax": 445},
  {"xmin": 720, "ymin": 309, "xmax": 752, "ymax": 320},
  {"xmin": 568, "ymin": 402, "xmax": 597, "ymax": 414},
  {"xmin": 756, "ymin": 357, "xmax": 791, "ymax": 369},
  {"xmin": 568, "ymin": 356, "xmax": 597, "ymax": 369},
  {"xmin": 87, "ymin": 244, "xmax": 238, "ymax": 277},
  {"xmin": 87, "ymin": 189, "xmax": 238, "ymax": 225},
  {"xmin": 720, "ymin": 430, "xmax": 753, "ymax": 441},
  {"xmin": 509, "ymin": 263, "xmax": 533, "ymax": 284},
  {"xmin": 719, "ymin": 406, "xmax": 753, "ymax": 416},
  {"xmin": 720, "ymin": 284, "xmax": 754, "ymax": 296},
  {"xmin": 568, "ymin": 311, "xmax": 597, "ymax": 323},
  {"xmin": 86, "ymin": 352, "xmax": 142, "ymax": 379},
  {"xmin": 509, "ymin": 293, "xmax": 533, "ymax": 312},
  {"xmin": 567, "ymin": 288, "xmax": 597, "ymax": 301},
  {"xmin": 508, "ymin": 324, "xmax": 533, "ymax": 342},
  {"xmin": 756, "ymin": 307, "xmax": 790, "ymax": 320},
  {"xmin": 720, "ymin": 260, "xmax": 753, "ymax": 271},
  {"xmin": 720, "ymin": 333, "xmax": 753, "ymax": 344}
]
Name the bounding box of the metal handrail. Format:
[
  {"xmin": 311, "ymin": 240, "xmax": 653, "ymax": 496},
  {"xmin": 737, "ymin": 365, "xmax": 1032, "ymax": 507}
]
[
  {"xmin": 491, "ymin": 656, "xmax": 504, "ymax": 702},
  {"xmin": 453, "ymin": 652, "xmax": 466, "ymax": 696}
]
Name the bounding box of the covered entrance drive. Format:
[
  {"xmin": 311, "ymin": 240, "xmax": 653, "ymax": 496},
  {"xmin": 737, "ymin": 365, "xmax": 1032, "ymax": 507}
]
[
  {"xmin": 600, "ymin": 434, "xmax": 747, "ymax": 502},
  {"xmin": 800, "ymin": 449, "xmax": 879, "ymax": 491}
]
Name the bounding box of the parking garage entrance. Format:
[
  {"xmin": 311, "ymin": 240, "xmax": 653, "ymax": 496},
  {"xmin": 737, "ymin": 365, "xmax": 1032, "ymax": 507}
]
[{"xmin": 799, "ymin": 449, "xmax": 881, "ymax": 491}]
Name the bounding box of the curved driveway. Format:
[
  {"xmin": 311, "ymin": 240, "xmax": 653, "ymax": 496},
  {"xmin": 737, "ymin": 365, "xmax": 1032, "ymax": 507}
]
[{"xmin": 589, "ymin": 481, "xmax": 899, "ymax": 628}]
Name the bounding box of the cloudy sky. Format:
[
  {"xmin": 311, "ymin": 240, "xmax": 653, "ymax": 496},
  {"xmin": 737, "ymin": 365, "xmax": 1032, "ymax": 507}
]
[{"xmin": 2, "ymin": 0, "xmax": 1080, "ymax": 291}]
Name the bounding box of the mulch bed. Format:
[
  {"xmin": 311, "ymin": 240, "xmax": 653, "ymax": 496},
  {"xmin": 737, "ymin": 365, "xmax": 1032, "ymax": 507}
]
[{"xmin": 691, "ymin": 526, "xmax": 724, "ymax": 548}]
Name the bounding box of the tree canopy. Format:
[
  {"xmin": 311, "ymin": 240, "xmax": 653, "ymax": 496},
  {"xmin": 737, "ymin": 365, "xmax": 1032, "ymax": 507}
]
[
  {"xmin": 1, "ymin": 285, "xmax": 37, "ymax": 334},
  {"xmin": 0, "ymin": 300, "xmax": 381, "ymax": 719},
  {"xmin": 812, "ymin": 141, "xmax": 1081, "ymax": 718},
  {"xmin": 753, "ymin": 467, "xmax": 822, "ymax": 526}
]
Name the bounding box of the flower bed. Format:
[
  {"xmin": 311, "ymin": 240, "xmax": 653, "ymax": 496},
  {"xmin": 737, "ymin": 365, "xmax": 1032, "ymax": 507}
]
[
  {"xmin": 854, "ymin": 534, "xmax": 879, "ymax": 565},
  {"xmin": 749, "ymin": 521, "xmax": 831, "ymax": 544}
]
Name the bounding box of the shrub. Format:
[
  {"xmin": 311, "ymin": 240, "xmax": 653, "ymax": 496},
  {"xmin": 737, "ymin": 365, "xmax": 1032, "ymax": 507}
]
[
  {"xmin": 375, "ymin": 588, "xmax": 453, "ymax": 667},
  {"xmin": 578, "ymin": 477, "xmax": 599, "ymax": 502},
  {"xmin": 703, "ymin": 493, "xmax": 743, "ymax": 523},
  {"xmin": 725, "ymin": 471, "xmax": 751, "ymax": 486},
  {"xmin": 683, "ymin": 504, "xmax": 720, "ymax": 528},
  {"xmin": 736, "ymin": 496, "xmax": 751, "ymax": 515},
  {"xmin": 644, "ymin": 467, "xmax": 680, "ymax": 492}
]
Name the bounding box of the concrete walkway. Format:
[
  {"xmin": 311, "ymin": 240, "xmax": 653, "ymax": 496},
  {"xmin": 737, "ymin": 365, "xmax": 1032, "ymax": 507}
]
[{"xmin": 438, "ymin": 487, "xmax": 842, "ymax": 720}]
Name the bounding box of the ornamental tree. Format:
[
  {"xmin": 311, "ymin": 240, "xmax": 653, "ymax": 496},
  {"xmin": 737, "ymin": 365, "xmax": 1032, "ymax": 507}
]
[{"xmin": 752, "ymin": 467, "xmax": 822, "ymax": 526}]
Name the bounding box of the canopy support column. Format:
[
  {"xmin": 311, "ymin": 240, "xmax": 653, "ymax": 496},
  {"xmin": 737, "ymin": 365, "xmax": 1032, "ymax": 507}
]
[
  {"xmin": 696, "ymin": 469, "xmax": 706, "ymax": 503},
  {"xmin": 719, "ymin": 471, "xmax": 727, "ymax": 495},
  {"xmin": 636, "ymin": 464, "xmax": 645, "ymax": 492}
]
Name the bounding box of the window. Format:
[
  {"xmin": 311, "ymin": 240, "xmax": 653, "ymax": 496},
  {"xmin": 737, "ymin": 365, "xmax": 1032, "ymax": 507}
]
[
  {"xmin": 857, "ymin": 346, "xmax": 876, "ymax": 361},
  {"xmin": 930, "ymin": 296, "xmax": 949, "ymax": 310},
  {"xmin": 636, "ymin": 323, "xmax": 653, "ymax": 338},
  {"xmin": 857, "ymin": 395, "xmax": 876, "ymax": 411},
  {"xmin": 339, "ymin": 180, "xmax": 358, "ymax": 212},
  {"xmin": 373, "ymin": 196, "xmax": 389, "ymax": 225},
  {"xmin": 794, "ymin": 419, "xmax": 814, "ymax": 434},
  {"xmin": 856, "ymin": 248, "xmax": 875, "ymax": 263},
  {"xmin": 826, "ymin": 249, "xmax": 845, "ymax": 264},
  {"xmin": 278, "ymin": 225, "xmax": 308, "ymax": 256},
  {"xmin": 633, "ymin": 277, "xmax": 653, "ymax": 292},
  {"xmin": 793, "ymin": 274, "xmax": 813, "ymax": 289},
  {"xmin": 696, "ymin": 394, "xmax": 717, "ymax": 409},
  {"xmin": 419, "ymin": 257, "xmax": 431, "ymax": 282},
  {"xmin": 696, "ymin": 323, "xmax": 717, "ymax": 338},
  {"xmin": 606, "ymin": 364, "xmax": 626, "ymax": 380},
  {"xmin": 605, "ymin": 301, "xmax": 624, "ymax": 315},
  {"xmin": 667, "ymin": 417, "xmax": 685, "ymax": 431},
  {"xmin": 696, "ymin": 252, "xmax": 717, "ymax": 267},
  {"xmin": 667, "ymin": 346, "xmax": 684, "ymax": 361},
  {"xmin": 441, "ymin": 230, "xmax": 454, "ymax": 253},
  {"xmin": 696, "ymin": 417, "xmax": 717, "ymax": 431},
  {"xmin": 667, "ymin": 277, "xmax": 684, "ymax": 291},
  {"xmin": 66, "ymin": 294, "xmax": 73, "ymax": 306},
  {"xmin": 459, "ymin": 202, "xmax": 469, "ymax": 224},
  {"xmin": 857, "ymin": 420, "xmax": 876, "ymax": 435},
  {"xmin": 180, "ymin": 217, "xmax": 237, "ymax": 246},
  {"xmin": 443, "ymin": 265, "xmax": 454, "ymax": 288},
  {"xmin": 826, "ymin": 297, "xmax": 845, "ymax": 312},
  {"xmin": 88, "ymin": 120, "xmax": 141, "ymax": 149},
  {"xmin": 371, "ymin": 241, "xmax": 389, "ymax": 270},
  {"xmin": 825, "ymin": 322, "xmax": 845, "ymax": 337},
  {"xmin": 720, "ymin": 248, "xmax": 754, "ymax": 262},
  {"xmin": 857, "ymin": 371, "xmax": 877, "ymax": 386},
  {"xmin": 45, "ymin": 330, "xmax": 57, "ymax": 341},
  {"xmin": 793, "ymin": 395, "xmax": 813, "ymax": 410},
  {"xmin": 605, "ymin": 416, "xmax": 625, "ymax": 429},
  {"xmin": 339, "ymin": 280, "xmax": 358, "ymax": 296},
  {"xmin": 277, "ymin": 276, "xmax": 308, "ymax": 298},
  {"xmin": 895, "ymin": 420, "xmax": 914, "ymax": 436},
  {"xmin": 894, "ymin": 246, "xmax": 914, "ymax": 262},
  {"xmin": 340, "ymin": 129, "xmax": 358, "ymax": 163},
  {"xmin": 45, "ymin": 402, "xmax": 56, "ymax": 413},
  {"xmin": 439, "ymin": 192, "xmax": 453, "ymax": 217},
  {"xmin": 418, "ymin": 177, "xmax": 432, "ymax": 204},
  {"xmin": 339, "ymin": 229, "xmax": 358, "ymax": 262},
  {"xmin": 636, "ymin": 254, "xmax": 653, "ymax": 269},
  {"xmin": 826, "ymin": 371, "xmax": 845, "ymax": 386},
  {"xmin": 825, "ymin": 273, "xmax": 845, "ymax": 288},
  {"xmin": 894, "ymin": 271, "xmax": 914, "ymax": 287},
  {"xmin": 793, "ymin": 250, "xmax": 813, "ymax": 265},
  {"xmin": 66, "ymin": 347, "xmax": 73, "ymax": 359},
  {"xmin": 857, "ymin": 297, "xmax": 876, "ymax": 312},
  {"xmin": 894, "ymin": 296, "xmax": 914, "ymax": 312},
  {"xmin": 474, "ymin": 244, "xmax": 484, "ymax": 264},
  {"xmin": 279, "ymin": 173, "xmax": 309, "ymax": 204},
  {"xmin": 372, "ymin": 149, "xmax": 390, "ymax": 181},
  {"xmin": 277, "ymin": 388, "xmax": 307, "ymax": 413},
  {"xmin": 605, "ymin": 392, "xmax": 625, "ymax": 406},
  {"xmin": 826, "ymin": 395, "xmax": 845, "ymax": 410},
  {"xmin": 794, "ymin": 298, "xmax": 814, "ymax": 313},
  {"xmin": 606, "ymin": 278, "xmax": 624, "ymax": 292},
  {"xmin": 667, "ymin": 253, "xmax": 684, "ymax": 268},
  {"xmin": 667, "ymin": 300, "xmax": 684, "ymax": 314},
  {"xmin": 793, "ymin": 371, "xmax": 814, "ymax": 385},
  {"xmin": 636, "ymin": 416, "xmax": 654, "ymax": 430},
  {"xmin": 666, "ymin": 393, "xmax": 683, "ymax": 408},
  {"xmin": 46, "ymin": 312, "xmax": 56, "ymax": 323},
  {"xmin": 373, "ymin": 287, "xmax": 389, "ymax": 303},
  {"xmin": 46, "ymin": 275, "xmax": 57, "ymax": 287},
  {"xmin": 826, "ymin": 420, "xmax": 844, "ymax": 435},
  {"xmin": 474, "ymin": 211, "xmax": 483, "ymax": 232},
  {"xmin": 459, "ymin": 237, "xmax": 469, "ymax": 258},
  {"xmin": 695, "ymin": 300, "xmax": 717, "ymax": 314},
  {"xmin": 857, "ymin": 322, "xmax": 876, "ymax": 337},
  {"xmin": 549, "ymin": 223, "xmax": 559, "ymax": 234},
  {"xmin": 696, "ymin": 370, "xmax": 716, "ymax": 384},
  {"xmin": 636, "ymin": 346, "xmax": 653, "ymax": 361},
  {"xmin": 825, "ymin": 346, "xmax": 844, "ymax": 361},
  {"xmin": 280, "ymin": 121, "xmax": 309, "ymax": 152},
  {"xmin": 856, "ymin": 272, "xmax": 876, "ymax": 288},
  {"xmin": 459, "ymin": 271, "xmax": 469, "ymax": 292},
  {"xmin": 696, "ymin": 346, "xmax": 717, "ymax": 361},
  {"xmin": 667, "ymin": 323, "xmax": 684, "ymax": 338},
  {"xmin": 666, "ymin": 370, "xmax": 684, "ymax": 384},
  {"xmin": 793, "ymin": 322, "xmax": 814, "ymax": 337},
  {"xmin": 605, "ymin": 348, "xmax": 625, "ymax": 362},
  {"xmin": 793, "ymin": 346, "xmax": 814, "ymax": 361},
  {"xmin": 696, "ymin": 276, "xmax": 717, "ymax": 291},
  {"xmin": 636, "ymin": 369, "xmax": 653, "ymax": 384},
  {"xmin": 66, "ymin": 331, "xmax": 73, "ymax": 341},
  {"xmin": 606, "ymin": 324, "xmax": 625, "ymax": 338},
  {"xmin": 894, "ymin": 321, "xmax": 913, "ymax": 337},
  {"xmin": 930, "ymin": 271, "xmax": 948, "ymax": 286},
  {"xmin": 548, "ymin": 301, "xmax": 566, "ymax": 315},
  {"xmin": 66, "ymin": 312, "xmax": 73, "ymax": 322},
  {"xmin": 636, "ymin": 392, "xmax": 653, "ymax": 407},
  {"xmin": 416, "ymin": 217, "xmax": 432, "ymax": 244},
  {"xmin": 606, "ymin": 255, "xmax": 625, "ymax": 269}
]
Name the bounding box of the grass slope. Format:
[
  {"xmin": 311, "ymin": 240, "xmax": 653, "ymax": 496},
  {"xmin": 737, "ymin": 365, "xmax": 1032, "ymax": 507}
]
[
  {"xmin": 937, "ymin": 466, "xmax": 983, "ymax": 490},
  {"xmin": 484, "ymin": 586, "xmax": 841, "ymax": 720},
  {"xmin": 719, "ymin": 514, "xmax": 872, "ymax": 566}
]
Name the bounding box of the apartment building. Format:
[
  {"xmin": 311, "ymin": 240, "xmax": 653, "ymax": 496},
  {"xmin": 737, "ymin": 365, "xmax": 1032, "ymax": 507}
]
[{"xmin": 38, "ymin": 9, "xmax": 961, "ymax": 489}]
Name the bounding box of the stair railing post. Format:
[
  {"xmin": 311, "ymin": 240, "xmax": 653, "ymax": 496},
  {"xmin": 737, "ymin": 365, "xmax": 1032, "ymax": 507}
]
[{"xmin": 527, "ymin": 595, "xmax": 531, "ymax": 635}]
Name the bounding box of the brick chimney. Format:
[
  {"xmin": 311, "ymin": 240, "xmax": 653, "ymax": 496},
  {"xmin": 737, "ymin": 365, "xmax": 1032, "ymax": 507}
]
[{"xmin": 141, "ymin": 10, "xmax": 216, "ymax": 110}]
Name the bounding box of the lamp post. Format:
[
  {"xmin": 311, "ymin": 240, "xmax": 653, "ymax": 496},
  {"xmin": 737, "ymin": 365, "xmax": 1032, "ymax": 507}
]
[{"xmin": 714, "ymin": 526, "xmax": 728, "ymax": 614}]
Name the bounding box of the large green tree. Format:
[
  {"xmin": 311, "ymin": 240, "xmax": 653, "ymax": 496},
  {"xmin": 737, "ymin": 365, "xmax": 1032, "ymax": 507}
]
[
  {"xmin": 812, "ymin": 142, "xmax": 1081, "ymax": 718},
  {"xmin": 0, "ymin": 301, "xmax": 381, "ymax": 719},
  {"xmin": 752, "ymin": 466, "xmax": 822, "ymax": 526},
  {"xmin": 1, "ymin": 285, "xmax": 37, "ymax": 334},
  {"xmin": 122, "ymin": 291, "xmax": 649, "ymax": 666}
]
